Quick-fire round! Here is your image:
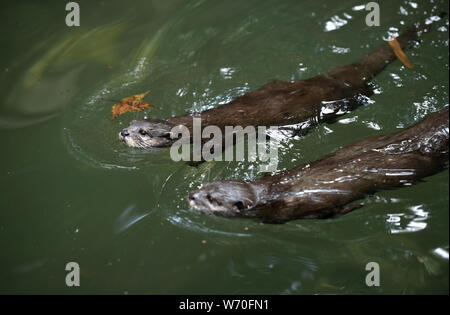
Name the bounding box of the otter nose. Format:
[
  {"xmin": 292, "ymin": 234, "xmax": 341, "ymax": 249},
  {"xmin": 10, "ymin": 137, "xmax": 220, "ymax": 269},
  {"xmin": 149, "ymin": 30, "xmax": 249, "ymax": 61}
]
[
  {"xmin": 121, "ymin": 129, "xmax": 130, "ymax": 137},
  {"xmin": 188, "ymin": 193, "xmax": 197, "ymax": 201}
]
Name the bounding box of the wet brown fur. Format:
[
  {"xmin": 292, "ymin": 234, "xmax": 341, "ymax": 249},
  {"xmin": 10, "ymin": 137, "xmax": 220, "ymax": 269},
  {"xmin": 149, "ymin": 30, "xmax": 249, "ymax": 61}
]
[
  {"xmin": 189, "ymin": 109, "xmax": 449, "ymax": 222},
  {"xmin": 168, "ymin": 23, "xmax": 426, "ymax": 133}
]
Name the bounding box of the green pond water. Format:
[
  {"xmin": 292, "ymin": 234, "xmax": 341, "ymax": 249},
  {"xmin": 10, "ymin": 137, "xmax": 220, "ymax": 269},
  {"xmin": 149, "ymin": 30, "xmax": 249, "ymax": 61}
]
[{"xmin": 0, "ymin": 0, "xmax": 448, "ymax": 294}]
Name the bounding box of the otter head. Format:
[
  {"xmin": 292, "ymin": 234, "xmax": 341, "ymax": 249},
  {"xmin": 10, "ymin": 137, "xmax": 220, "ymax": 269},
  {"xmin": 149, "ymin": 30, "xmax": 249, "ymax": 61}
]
[
  {"xmin": 188, "ymin": 180, "xmax": 259, "ymax": 216},
  {"xmin": 119, "ymin": 119, "xmax": 176, "ymax": 148}
]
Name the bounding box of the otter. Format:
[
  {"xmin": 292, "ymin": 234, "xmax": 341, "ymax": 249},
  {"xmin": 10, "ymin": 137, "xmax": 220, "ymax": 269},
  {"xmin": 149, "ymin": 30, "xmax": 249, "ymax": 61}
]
[
  {"xmin": 119, "ymin": 15, "xmax": 445, "ymax": 148},
  {"xmin": 119, "ymin": 119, "xmax": 174, "ymax": 148},
  {"xmin": 188, "ymin": 108, "xmax": 449, "ymax": 222}
]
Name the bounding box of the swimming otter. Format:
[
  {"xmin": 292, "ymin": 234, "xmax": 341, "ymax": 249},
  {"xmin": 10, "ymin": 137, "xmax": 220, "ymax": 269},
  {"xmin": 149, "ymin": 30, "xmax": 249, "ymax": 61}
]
[
  {"xmin": 119, "ymin": 15, "xmax": 445, "ymax": 148},
  {"xmin": 188, "ymin": 108, "xmax": 449, "ymax": 222}
]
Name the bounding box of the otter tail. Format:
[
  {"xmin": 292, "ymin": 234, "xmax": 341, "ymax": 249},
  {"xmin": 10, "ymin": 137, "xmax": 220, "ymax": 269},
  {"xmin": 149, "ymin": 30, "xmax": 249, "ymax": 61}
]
[{"xmin": 327, "ymin": 12, "xmax": 447, "ymax": 87}]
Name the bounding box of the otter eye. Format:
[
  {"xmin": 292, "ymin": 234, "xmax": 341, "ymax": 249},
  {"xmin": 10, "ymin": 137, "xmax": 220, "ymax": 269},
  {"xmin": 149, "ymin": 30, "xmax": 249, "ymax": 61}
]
[{"xmin": 139, "ymin": 129, "xmax": 147, "ymax": 136}]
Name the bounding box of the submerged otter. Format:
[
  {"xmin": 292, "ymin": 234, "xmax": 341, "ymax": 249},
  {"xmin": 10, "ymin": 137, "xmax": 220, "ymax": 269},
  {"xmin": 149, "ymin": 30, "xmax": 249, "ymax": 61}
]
[
  {"xmin": 188, "ymin": 108, "xmax": 449, "ymax": 222},
  {"xmin": 119, "ymin": 15, "xmax": 445, "ymax": 148}
]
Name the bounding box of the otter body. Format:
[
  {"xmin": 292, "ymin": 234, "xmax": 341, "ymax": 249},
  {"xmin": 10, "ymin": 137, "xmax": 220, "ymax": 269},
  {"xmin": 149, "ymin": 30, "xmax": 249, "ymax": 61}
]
[
  {"xmin": 188, "ymin": 108, "xmax": 449, "ymax": 222},
  {"xmin": 119, "ymin": 21, "xmax": 433, "ymax": 148}
]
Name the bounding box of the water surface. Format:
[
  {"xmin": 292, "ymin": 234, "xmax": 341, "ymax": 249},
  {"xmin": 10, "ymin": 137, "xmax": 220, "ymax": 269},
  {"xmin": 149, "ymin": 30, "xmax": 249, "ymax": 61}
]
[{"xmin": 0, "ymin": 0, "xmax": 448, "ymax": 294}]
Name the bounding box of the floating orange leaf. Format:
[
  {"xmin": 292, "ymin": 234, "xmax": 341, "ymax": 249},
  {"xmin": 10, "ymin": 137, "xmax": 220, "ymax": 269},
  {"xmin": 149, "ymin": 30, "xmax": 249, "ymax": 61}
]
[
  {"xmin": 388, "ymin": 37, "xmax": 414, "ymax": 69},
  {"xmin": 111, "ymin": 90, "xmax": 154, "ymax": 119}
]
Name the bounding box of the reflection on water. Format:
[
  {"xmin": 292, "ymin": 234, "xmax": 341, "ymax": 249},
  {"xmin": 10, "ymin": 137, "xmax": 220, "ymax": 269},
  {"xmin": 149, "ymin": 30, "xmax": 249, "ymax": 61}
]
[
  {"xmin": 0, "ymin": 20, "xmax": 129, "ymax": 129},
  {"xmin": 386, "ymin": 204, "xmax": 429, "ymax": 234},
  {"xmin": 0, "ymin": 65, "xmax": 83, "ymax": 129},
  {"xmin": 324, "ymin": 14, "xmax": 350, "ymax": 32},
  {"xmin": 166, "ymin": 215, "xmax": 251, "ymax": 238},
  {"xmin": 115, "ymin": 204, "xmax": 150, "ymax": 234},
  {"xmin": 433, "ymin": 247, "xmax": 449, "ymax": 260}
]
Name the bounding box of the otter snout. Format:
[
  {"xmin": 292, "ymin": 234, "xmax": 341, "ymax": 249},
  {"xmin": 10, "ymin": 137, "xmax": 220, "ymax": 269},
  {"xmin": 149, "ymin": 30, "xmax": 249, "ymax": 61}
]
[
  {"xmin": 188, "ymin": 192, "xmax": 199, "ymax": 207},
  {"xmin": 188, "ymin": 192, "xmax": 197, "ymax": 201},
  {"xmin": 188, "ymin": 181, "xmax": 258, "ymax": 216},
  {"xmin": 120, "ymin": 129, "xmax": 130, "ymax": 137}
]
